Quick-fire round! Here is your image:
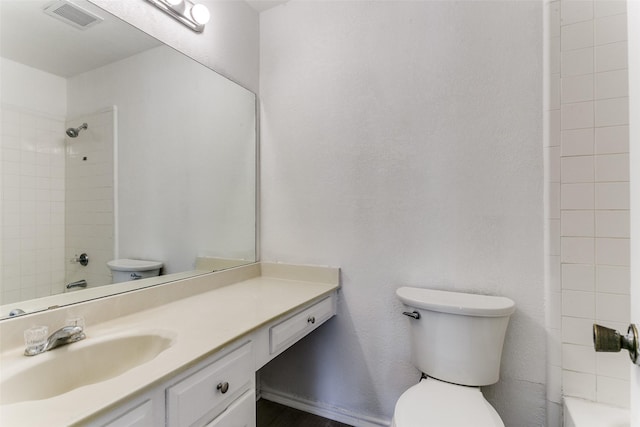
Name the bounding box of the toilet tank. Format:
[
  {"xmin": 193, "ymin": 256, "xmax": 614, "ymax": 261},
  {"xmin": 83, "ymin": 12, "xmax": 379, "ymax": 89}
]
[
  {"xmin": 396, "ymin": 287, "xmax": 515, "ymax": 386},
  {"xmin": 107, "ymin": 259, "xmax": 163, "ymax": 284}
]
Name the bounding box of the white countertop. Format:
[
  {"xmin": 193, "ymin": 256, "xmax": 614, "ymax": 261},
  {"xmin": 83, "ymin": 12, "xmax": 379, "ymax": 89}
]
[{"xmin": 0, "ymin": 263, "xmax": 339, "ymax": 426}]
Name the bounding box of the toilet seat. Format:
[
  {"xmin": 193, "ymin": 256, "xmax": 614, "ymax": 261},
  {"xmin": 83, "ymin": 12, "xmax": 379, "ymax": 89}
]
[{"xmin": 392, "ymin": 378, "xmax": 504, "ymax": 427}]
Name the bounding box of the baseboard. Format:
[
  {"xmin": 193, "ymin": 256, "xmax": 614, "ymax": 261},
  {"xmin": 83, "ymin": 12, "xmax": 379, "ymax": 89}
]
[{"xmin": 259, "ymin": 387, "xmax": 391, "ymax": 427}]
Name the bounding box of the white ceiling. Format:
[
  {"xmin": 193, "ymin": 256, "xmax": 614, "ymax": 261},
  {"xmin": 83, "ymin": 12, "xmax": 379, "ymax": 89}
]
[
  {"xmin": 244, "ymin": 0, "xmax": 289, "ymax": 13},
  {"xmin": 0, "ymin": 0, "xmax": 161, "ymax": 78}
]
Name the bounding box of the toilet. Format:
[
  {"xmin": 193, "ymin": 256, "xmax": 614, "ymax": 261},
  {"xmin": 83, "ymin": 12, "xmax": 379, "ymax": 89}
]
[
  {"xmin": 107, "ymin": 259, "xmax": 163, "ymax": 283},
  {"xmin": 393, "ymin": 286, "xmax": 516, "ymax": 427}
]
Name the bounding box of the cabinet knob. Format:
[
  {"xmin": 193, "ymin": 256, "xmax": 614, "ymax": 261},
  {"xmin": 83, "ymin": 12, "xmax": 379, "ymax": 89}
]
[
  {"xmin": 307, "ymin": 316, "xmax": 316, "ymax": 324},
  {"xmin": 216, "ymin": 382, "xmax": 229, "ymax": 394}
]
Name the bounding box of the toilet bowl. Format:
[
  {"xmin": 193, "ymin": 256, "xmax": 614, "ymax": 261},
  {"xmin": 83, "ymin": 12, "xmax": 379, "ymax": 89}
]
[
  {"xmin": 393, "ymin": 287, "xmax": 515, "ymax": 427},
  {"xmin": 392, "ymin": 378, "xmax": 503, "ymax": 427},
  {"xmin": 107, "ymin": 259, "xmax": 163, "ymax": 283}
]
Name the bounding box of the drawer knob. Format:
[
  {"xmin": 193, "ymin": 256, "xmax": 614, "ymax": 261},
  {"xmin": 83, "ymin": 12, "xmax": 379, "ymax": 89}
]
[
  {"xmin": 216, "ymin": 382, "xmax": 229, "ymax": 394},
  {"xmin": 307, "ymin": 316, "xmax": 316, "ymax": 324}
]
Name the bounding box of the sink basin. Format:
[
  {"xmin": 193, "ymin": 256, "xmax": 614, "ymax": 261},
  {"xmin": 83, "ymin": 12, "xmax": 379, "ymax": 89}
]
[{"xmin": 1, "ymin": 329, "xmax": 176, "ymax": 405}]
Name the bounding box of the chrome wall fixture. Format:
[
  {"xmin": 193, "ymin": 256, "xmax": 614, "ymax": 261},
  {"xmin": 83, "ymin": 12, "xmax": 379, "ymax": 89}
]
[{"xmin": 145, "ymin": 0, "xmax": 210, "ymax": 33}]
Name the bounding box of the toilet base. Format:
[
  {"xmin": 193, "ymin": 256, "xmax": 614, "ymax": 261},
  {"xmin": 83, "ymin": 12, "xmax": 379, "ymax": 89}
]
[{"xmin": 392, "ymin": 377, "xmax": 504, "ymax": 427}]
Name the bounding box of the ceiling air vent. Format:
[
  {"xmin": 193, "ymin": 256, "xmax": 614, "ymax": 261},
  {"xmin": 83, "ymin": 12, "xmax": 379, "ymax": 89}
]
[{"xmin": 43, "ymin": 0, "xmax": 103, "ymax": 30}]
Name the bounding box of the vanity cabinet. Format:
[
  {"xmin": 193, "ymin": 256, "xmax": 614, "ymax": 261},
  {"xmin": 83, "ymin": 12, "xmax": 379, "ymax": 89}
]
[
  {"xmin": 102, "ymin": 401, "xmax": 153, "ymax": 427},
  {"xmin": 89, "ymin": 388, "xmax": 164, "ymax": 427},
  {"xmin": 86, "ymin": 293, "xmax": 336, "ymax": 427},
  {"xmin": 252, "ymin": 294, "xmax": 336, "ymax": 370},
  {"xmin": 167, "ymin": 342, "xmax": 253, "ymax": 427},
  {"xmin": 204, "ymin": 389, "xmax": 255, "ymax": 427},
  {"xmin": 88, "ymin": 292, "xmax": 336, "ymax": 427},
  {"xmin": 0, "ymin": 263, "xmax": 341, "ymax": 427},
  {"xmin": 269, "ymin": 296, "xmax": 334, "ymax": 355}
]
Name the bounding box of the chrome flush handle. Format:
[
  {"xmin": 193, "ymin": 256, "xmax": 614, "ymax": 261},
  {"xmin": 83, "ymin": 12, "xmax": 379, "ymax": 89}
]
[{"xmin": 402, "ymin": 311, "xmax": 420, "ymax": 320}]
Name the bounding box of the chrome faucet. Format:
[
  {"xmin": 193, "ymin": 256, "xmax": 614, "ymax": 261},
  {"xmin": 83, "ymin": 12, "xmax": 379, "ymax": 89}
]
[
  {"xmin": 66, "ymin": 279, "xmax": 87, "ymax": 289},
  {"xmin": 44, "ymin": 325, "xmax": 86, "ymax": 351},
  {"xmin": 24, "ymin": 325, "xmax": 86, "ymax": 356}
]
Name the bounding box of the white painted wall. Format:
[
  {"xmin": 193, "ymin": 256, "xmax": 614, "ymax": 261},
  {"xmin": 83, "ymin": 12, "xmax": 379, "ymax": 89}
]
[
  {"xmin": 0, "ymin": 57, "xmax": 67, "ymax": 117},
  {"xmin": 258, "ymin": 1, "xmax": 545, "ymax": 425},
  {"xmin": 67, "ymin": 46, "xmax": 256, "ymax": 274},
  {"xmin": 88, "ymin": 0, "xmax": 260, "ymax": 93},
  {"xmin": 1, "ymin": 58, "xmax": 67, "ymax": 303}
]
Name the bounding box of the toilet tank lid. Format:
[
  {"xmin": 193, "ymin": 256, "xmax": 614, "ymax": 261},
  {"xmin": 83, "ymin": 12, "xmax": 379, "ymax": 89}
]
[
  {"xmin": 396, "ymin": 287, "xmax": 515, "ymax": 317},
  {"xmin": 107, "ymin": 259, "xmax": 163, "ymax": 271}
]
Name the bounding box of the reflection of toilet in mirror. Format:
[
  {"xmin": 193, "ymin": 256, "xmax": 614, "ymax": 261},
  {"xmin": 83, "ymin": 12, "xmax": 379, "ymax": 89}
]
[
  {"xmin": 107, "ymin": 259, "xmax": 163, "ymax": 284},
  {"xmin": 393, "ymin": 287, "xmax": 515, "ymax": 427}
]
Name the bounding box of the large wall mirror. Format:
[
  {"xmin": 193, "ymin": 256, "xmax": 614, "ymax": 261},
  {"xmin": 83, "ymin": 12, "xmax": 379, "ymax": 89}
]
[{"xmin": 0, "ymin": 0, "xmax": 257, "ymax": 318}]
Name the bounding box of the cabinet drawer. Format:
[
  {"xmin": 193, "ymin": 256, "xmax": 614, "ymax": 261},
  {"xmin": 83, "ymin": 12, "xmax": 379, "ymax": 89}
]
[
  {"xmin": 270, "ymin": 296, "xmax": 334, "ymax": 354},
  {"xmin": 204, "ymin": 389, "xmax": 255, "ymax": 427},
  {"xmin": 167, "ymin": 342, "xmax": 252, "ymax": 427}
]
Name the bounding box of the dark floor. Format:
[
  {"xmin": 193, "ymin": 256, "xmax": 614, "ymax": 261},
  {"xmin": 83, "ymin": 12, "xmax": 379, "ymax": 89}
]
[{"xmin": 257, "ymin": 399, "xmax": 353, "ymax": 427}]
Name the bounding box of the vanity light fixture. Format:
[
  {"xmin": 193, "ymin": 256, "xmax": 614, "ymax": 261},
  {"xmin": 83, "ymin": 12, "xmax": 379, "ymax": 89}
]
[{"xmin": 145, "ymin": 0, "xmax": 210, "ymax": 33}]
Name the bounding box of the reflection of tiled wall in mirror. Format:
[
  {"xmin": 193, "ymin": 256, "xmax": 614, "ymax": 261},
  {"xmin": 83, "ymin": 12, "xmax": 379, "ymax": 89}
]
[
  {"xmin": 65, "ymin": 108, "xmax": 115, "ymax": 290},
  {"xmin": 1, "ymin": 58, "xmax": 68, "ymax": 303}
]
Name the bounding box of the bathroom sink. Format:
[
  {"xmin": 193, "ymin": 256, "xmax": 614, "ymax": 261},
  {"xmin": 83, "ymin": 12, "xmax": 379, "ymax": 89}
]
[{"xmin": 0, "ymin": 329, "xmax": 176, "ymax": 405}]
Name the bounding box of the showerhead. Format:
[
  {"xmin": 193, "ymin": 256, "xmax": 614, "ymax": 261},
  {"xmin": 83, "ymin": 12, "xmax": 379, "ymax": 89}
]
[{"xmin": 66, "ymin": 123, "xmax": 88, "ymax": 138}]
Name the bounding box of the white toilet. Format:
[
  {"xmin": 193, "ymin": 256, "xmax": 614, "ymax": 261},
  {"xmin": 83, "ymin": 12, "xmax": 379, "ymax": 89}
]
[
  {"xmin": 107, "ymin": 259, "xmax": 163, "ymax": 283},
  {"xmin": 393, "ymin": 286, "xmax": 516, "ymax": 427}
]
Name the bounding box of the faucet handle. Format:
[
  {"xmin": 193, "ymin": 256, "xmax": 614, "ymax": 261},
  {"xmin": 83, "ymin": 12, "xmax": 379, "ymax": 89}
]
[
  {"xmin": 24, "ymin": 326, "xmax": 48, "ymax": 356},
  {"xmin": 66, "ymin": 316, "xmax": 85, "ymax": 329},
  {"xmin": 70, "ymin": 253, "xmax": 89, "ymax": 266}
]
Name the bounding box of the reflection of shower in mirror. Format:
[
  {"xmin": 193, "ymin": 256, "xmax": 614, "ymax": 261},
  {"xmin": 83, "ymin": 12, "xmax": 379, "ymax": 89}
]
[{"xmin": 66, "ymin": 122, "xmax": 88, "ymax": 138}]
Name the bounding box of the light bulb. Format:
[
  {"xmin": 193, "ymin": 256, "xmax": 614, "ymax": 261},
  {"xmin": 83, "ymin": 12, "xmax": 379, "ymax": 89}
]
[
  {"xmin": 166, "ymin": 0, "xmax": 185, "ymax": 12},
  {"xmin": 190, "ymin": 3, "xmax": 210, "ymax": 25}
]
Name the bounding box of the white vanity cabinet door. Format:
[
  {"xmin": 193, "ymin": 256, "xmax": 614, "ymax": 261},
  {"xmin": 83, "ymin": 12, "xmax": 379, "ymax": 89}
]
[
  {"xmin": 270, "ymin": 296, "xmax": 334, "ymax": 354},
  {"xmin": 166, "ymin": 342, "xmax": 253, "ymax": 427},
  {"xmin": 84, "ymin": 387, "xmax": 165, "ymax": 427},
  {"xmin": 101, "ymin": 400, "xmax": 154, "ymax": 427},
  {"xmin": 204, "ymin": 389, "xmax": 256, "ymax": 427}
]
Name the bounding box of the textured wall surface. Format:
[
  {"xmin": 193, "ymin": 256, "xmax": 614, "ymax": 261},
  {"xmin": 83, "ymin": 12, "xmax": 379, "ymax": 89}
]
[{"xmin": 258, "ymin": 1, "xmax": 545, "ymax": 425}]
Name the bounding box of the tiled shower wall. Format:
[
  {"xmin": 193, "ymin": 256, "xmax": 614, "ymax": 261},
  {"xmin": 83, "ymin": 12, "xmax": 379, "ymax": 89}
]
[
  {"xmin": 546, "ymin": 0, "xmax": 630, "ymax": 415},
  {"xmin": 1, "ymin": 58, "xmax": 68, "ymax": 305},
  {"xmin": 0, "ymin": 107, "xmax": 66, "ymax": 304},
  {"xmin": 1, "ymin": 57, "xmax": 115, "ymax": 304},
  {"xmin": 64, "ymin": 109, "xmax": 115, "ymax": 289}
]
